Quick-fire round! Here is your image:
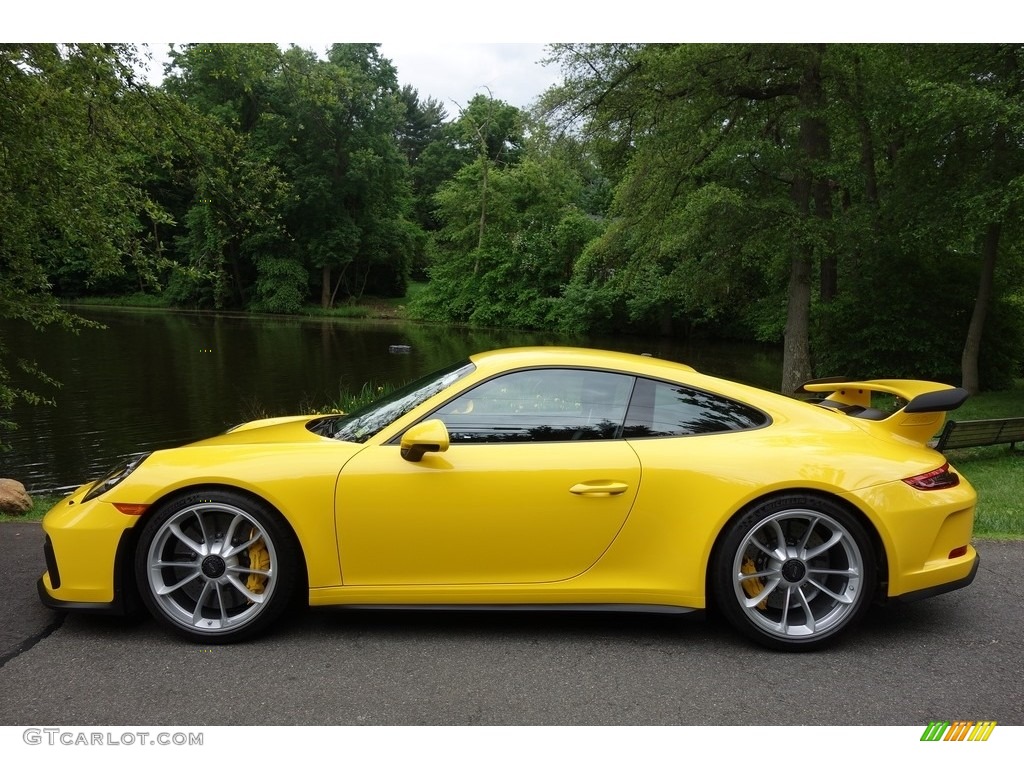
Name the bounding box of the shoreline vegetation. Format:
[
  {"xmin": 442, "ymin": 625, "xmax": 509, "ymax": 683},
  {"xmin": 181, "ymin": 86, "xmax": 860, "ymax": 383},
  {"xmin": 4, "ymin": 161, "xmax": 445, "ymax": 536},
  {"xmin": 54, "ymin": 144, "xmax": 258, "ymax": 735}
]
[
  {"xmin": 5, "ymin": 379, "xmax": 1021, "ymax": 538},
  {"xmin": 66, "ymin": 281, "xmax": 429, "ymax": 323}
]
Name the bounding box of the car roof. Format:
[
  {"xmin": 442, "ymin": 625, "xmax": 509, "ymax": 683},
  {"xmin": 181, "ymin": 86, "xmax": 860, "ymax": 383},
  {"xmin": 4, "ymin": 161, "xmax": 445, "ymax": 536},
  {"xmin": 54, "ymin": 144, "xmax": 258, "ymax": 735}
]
[{"xmin": 468, "ymin": 347, "xmax": 698, "ymax": 377}]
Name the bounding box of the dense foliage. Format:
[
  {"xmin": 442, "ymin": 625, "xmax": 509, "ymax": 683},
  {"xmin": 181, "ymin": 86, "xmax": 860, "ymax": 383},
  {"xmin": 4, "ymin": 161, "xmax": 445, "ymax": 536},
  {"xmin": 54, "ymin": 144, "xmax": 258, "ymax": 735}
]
[
  {"xmin": 538, "ymin": 44, "xmax": 1024, "ymax": 392},
  {"xmin": 1, "ymin": 44, "xmax": 169, "ymax": 433},
  {"xmin": 2, "ymin": 42, "xmax": 1023, "ymax": 435}
]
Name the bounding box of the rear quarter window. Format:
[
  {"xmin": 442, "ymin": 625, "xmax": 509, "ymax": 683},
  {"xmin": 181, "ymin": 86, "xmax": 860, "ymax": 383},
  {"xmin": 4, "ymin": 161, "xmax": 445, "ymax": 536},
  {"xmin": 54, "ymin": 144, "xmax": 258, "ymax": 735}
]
[{"xmin": 623, "ymin": 378, "xmax": 768, "ymax": 438}]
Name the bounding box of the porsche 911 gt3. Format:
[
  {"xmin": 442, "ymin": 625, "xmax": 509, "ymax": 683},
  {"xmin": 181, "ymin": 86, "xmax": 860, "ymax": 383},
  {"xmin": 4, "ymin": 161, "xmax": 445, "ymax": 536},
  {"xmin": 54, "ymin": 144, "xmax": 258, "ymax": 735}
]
[{"xmin": 38, "ymin": 347, "xmax": 979, "ymax": 651}]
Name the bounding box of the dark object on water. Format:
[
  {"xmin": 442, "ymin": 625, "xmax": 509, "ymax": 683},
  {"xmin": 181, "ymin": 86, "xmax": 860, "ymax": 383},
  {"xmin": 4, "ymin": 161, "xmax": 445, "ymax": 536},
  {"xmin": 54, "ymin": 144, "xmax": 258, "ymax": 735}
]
[{"xmin": 389, "ymin": 344, "xmax": 412, "ymax": 354}]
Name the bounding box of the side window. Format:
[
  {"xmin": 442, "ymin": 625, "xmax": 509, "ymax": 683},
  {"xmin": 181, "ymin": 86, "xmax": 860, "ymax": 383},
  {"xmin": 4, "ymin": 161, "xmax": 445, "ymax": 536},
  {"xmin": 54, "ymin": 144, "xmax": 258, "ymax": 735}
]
[
  {"xmin": 433, "ymin": 368, "xmax": 635, "ymax": 444},
  {"xmin": 623, "ymin": 378, "xmax": 768, "ymax": 438}
]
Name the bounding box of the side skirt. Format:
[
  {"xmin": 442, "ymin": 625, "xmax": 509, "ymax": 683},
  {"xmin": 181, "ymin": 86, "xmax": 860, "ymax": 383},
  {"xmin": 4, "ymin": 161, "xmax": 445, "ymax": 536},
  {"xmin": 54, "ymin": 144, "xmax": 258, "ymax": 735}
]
[{"xmin": 314, "ymin": 603, "xmax": 697, "ymax": 615}]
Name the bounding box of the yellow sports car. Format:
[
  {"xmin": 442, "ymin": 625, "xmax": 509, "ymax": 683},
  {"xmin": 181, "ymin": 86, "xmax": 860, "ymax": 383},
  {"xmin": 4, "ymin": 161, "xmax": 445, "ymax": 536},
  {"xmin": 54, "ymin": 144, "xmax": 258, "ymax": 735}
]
[{"xmin": 38, "ymin": 347, "xmax": 979, "ymax": 651}]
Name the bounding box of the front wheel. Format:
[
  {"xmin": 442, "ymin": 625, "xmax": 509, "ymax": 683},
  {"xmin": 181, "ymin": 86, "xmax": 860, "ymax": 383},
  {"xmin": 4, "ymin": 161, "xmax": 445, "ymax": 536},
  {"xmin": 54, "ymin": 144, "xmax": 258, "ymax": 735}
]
[
  {"xmin": 711, "ymin": 495, "xmax": 877, "ymax": 651},
  {"xmin": 134, "ymin": 489, "xmax": 300, "ymax": 643}
]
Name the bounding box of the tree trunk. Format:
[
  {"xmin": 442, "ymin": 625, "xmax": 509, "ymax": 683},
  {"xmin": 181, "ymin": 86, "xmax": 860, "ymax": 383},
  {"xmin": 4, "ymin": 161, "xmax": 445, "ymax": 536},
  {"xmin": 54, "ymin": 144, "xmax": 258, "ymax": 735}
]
[
  {"xmin": 781, "ymin": 45, "xmax": 829, "ymax": 392},
  {"xmin": 785, "ymin": 159, "xmax": 816, "ymax": 393},
  {"xmin": 961, "ymin": 222, "xmax": 1000, "ymax": 395},
  {"xmin": 474, "ymin": 158, "xmax": 489, "ymax": 275},
  {"xmin": 783, "ymin": 255, "xmax": 814, "ymax": 393},
  {"xmin": 321, "ymin": 265, "xmax": 332, "ymax": 309},
  {"xmin": 330, "ymin": 262, "xmax": 350, "ymax": 308},
  {"xmin": 228, "ymin": 240, "xmax": 246, "ymax": 308},
  {"xmin": 962, "ymin": 114, "xmax": 1010, "ymax": 395}
]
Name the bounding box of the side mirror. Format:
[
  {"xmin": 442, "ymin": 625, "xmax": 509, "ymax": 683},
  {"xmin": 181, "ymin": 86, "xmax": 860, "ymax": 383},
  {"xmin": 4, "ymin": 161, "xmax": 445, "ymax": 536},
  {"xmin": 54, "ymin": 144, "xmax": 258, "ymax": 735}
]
[{"xmin": 400, "ymin": 419, "xmax": 450, "ymax": 462}]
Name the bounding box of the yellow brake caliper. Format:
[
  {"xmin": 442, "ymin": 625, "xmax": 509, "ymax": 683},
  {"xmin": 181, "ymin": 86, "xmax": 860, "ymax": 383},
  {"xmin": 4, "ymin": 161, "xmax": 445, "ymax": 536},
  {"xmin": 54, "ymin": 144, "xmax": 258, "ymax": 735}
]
[
  {"xmin": 741, "ymin": 558, "xmax": 768, "ymax": 610},
  {"xmin": 246, "ymin": 534, "xmax": 270, "ymax": 596}
]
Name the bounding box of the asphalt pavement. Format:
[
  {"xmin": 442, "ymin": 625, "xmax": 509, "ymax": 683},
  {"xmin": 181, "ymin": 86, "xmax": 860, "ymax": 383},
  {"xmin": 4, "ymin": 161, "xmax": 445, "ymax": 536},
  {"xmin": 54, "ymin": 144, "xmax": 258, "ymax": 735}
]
[
  {"xmin": 2, "ymin": 520, "xmax": 1022, "ymax": 726},
  {"xmin": 0, "ymin": 522, "xmax": 62, "ymax": 666}
]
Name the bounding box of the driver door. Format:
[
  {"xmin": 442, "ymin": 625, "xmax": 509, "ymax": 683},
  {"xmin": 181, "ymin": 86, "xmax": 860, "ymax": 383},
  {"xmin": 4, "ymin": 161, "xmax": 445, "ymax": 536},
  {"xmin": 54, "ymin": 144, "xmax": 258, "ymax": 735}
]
[{"xmin": 335, "ymin": 368, "xmax": 640, "ymax": 586}]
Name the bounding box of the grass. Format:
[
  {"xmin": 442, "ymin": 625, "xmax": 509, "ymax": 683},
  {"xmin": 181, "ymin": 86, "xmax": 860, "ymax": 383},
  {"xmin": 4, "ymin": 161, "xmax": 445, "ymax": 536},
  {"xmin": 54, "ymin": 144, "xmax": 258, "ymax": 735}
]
[
  {"xmin": 0, "ymin": 493, "xmax": 63, "ymax": 523},
  {"xmin": 308, "ymin": 282, "xmax": 428, "ymax": 320},
  {"xmin": 302, "ymin": 305, "xmax": 373, "ymax": 319},
  {"xmin": 954, "ymin": 455, "xmax": 1023, "ymax": 538},
  {"xmin": 948, "ymin": 379, "xmax": 1024, "ymax": 421},
  {"xmin": 236, "ymin": 380, "xmax": 402, "ymax": 424},
  {"xmin": 938, "ymin": 379, "xmax": 1024, "ymax": 539},
  {"xmin": 71, "ymin": 293, "xmax": 171, "ymax": 309},
  {"xmin": 67, "ymin": 281, "xmax": 431, "ymax": 321},
  {"xmin": 323, "ymin": 380, "xmax": 401, "ymax": 414}
]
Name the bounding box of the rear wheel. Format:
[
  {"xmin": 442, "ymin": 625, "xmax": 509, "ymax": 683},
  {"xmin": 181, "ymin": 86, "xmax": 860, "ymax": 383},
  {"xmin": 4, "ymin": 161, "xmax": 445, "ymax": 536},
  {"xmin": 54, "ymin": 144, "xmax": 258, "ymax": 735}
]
[
  {"xmin": 712, "ymin": 495, "xmax": 876, "ymax": 651},
  {"xmin": 134, "ymin": 489, "xmax": 299, "ymax": 643}
]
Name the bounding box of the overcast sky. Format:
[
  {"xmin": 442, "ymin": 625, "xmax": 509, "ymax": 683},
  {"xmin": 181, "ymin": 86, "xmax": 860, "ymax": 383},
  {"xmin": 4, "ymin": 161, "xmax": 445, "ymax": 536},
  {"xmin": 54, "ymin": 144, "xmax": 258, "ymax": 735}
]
[
  {"xmin": 377, "ymin": 43, "xmax": 557, "ymax": 114},
  {"xmin": 138, "ymin": 42, "xmax": 558, "ymax": 116},
  {"xmin": 12, "ymin": 1, "xmax": 1014, "ymax": 120}
]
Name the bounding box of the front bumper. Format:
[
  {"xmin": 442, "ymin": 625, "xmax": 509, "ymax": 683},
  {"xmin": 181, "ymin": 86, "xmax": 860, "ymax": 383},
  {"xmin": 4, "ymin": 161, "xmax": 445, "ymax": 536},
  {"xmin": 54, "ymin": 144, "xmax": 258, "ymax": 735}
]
[
  {"xmin": 37, "ymin": 575, "xmax": 129, "ymax": 615},
  {"xmin": 38, "ymin": 490, "xmax": 140, "ymax": 614}
]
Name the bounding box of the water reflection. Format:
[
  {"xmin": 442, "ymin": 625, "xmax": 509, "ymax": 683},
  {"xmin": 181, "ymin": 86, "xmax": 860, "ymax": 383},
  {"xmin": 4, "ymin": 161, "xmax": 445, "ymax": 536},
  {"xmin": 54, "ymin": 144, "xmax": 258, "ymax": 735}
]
[{"xmin": 0, "ymin": 307, "xmax": 781, "ymax": 492}]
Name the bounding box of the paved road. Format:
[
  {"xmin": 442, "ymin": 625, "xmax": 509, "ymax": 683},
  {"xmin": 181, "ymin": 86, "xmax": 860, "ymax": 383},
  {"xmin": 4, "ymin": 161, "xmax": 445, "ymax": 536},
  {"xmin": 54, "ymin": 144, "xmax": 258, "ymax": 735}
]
[{"xmin": 1, "ymin": 521, "xmax": 1021, "ymax": 726}]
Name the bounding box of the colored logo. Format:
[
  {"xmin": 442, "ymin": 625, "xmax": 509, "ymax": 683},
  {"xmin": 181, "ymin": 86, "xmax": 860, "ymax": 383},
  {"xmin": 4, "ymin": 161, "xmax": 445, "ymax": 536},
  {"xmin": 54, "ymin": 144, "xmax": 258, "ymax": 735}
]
[{"xmin": 921, "ymin": 721, "xmax": 997, "ymax": 742}]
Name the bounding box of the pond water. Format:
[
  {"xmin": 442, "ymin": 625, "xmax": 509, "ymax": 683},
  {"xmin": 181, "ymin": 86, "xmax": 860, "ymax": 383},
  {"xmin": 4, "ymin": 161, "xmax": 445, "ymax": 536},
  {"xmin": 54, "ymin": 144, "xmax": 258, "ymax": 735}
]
[{"xmin": 0, "ymin": 307, "xmax": 782, "ymax": 492}]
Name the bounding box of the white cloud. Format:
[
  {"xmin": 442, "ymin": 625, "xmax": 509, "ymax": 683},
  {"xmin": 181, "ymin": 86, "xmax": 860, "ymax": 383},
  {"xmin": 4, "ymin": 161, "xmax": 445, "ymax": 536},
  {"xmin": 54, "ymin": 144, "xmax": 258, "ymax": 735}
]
[
  {"xmin": 377, "ymin": 43, "xmax": 558, "ymax": 114},
  {"xmin": 138, "ymin": 42, "xmax": 556, "ymax": 117}
]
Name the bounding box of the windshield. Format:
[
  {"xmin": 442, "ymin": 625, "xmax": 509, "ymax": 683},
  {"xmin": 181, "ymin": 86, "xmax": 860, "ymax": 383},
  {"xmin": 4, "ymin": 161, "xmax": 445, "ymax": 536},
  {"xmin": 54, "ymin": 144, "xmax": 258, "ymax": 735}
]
[{"xmin": 308, "ymin": 360, "xmax": 476, "ymax": 443}]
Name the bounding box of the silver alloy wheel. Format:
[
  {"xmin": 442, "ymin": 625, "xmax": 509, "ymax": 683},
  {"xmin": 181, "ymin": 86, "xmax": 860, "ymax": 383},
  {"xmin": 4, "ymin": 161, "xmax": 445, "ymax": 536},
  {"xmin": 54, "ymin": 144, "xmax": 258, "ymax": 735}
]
[
  {"xmin": 730, "ymin": 508, "xmax": 864, "ymax": 641},
  {"xmin": 145, "ymin": 501, "xmax": 278, "ymax": 635}
]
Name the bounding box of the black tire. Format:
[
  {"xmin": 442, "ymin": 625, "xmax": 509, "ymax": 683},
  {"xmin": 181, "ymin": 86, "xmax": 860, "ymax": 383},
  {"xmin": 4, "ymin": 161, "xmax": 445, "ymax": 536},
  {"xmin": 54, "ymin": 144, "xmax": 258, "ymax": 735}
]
[
  {"xmin": 134, "ymin": 489, "xmax": 300, "ymax": 643},
  {"xmin": 711, "ymin": 494, "xmax": 876, "ymax": 652}
]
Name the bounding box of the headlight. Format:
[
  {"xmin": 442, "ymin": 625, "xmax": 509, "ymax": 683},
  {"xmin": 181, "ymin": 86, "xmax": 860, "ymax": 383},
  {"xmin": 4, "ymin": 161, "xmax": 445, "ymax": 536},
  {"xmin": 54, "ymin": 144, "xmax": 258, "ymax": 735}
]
[{"xmin": 82, "ymin": 453, "xmax": 151, "ymax": 502}]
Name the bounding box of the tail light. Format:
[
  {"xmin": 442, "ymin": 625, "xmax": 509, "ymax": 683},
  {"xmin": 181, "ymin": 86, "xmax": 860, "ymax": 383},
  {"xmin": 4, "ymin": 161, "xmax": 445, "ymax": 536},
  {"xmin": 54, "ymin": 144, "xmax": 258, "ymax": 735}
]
[{"xmin": 902, "ymin": 463, "xmax": 960, "ymax": 490}]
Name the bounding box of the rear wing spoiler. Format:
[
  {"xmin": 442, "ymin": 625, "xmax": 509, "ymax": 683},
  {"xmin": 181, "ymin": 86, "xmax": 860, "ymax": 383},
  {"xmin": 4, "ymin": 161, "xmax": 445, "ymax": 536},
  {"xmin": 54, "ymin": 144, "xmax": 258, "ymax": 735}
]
[{"xmin": 798, "ymin": 378, "xmax": 969, "ymax": 446}]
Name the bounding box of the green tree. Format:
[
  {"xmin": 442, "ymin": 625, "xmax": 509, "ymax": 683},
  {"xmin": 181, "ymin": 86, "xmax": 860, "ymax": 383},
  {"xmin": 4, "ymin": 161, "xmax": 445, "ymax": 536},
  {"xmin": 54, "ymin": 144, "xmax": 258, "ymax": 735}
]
[
  {"xmin": 397, "ymin": 85, "xmax": 449, "ymax": 168},
  {"xmin": 0, "ymin": 44, "xmax": 170, "ymax": 438},
  {"xmin": 545, "ymin": 43, "xmax": 1024, "ymax": 391},
  {"xmin": 415, "ymin": 149, "xmax": 600, "ymax": 329},
  {"xmin": 305, "ymin": 44, "xmax": 416, "ymax": 305},
  {"xmin": 547, "ymin": 44, "xmax": 845, "ymax": 389},
  {"xmin": 448, "ymin": 93, "xmax": 526, "ymax": 275},
  {"xmin": 162, "ymin": 43, "xmax": 291, "ymax": 309},
  {"xmin": 903, "ymin": 45, "xmax": 1024, "ymax": 393},
  {"xmin": 163, "ymin": 43, "xmax": 417, "ymax": 310},
  {"xmin": 396, "ymin": 85, "xmax": 458, "ymax": 275},
  {"xmin": 810, "ymin": 45, "xmax": 1024, "ymax": 390}
]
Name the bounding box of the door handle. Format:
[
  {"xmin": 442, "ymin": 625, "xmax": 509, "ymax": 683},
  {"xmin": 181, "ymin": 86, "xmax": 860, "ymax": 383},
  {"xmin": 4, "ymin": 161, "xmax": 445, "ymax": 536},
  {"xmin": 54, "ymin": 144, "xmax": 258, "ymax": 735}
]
[{"xmin": 569, "ymin": 481, "xmax": 629, "ymax": 497}]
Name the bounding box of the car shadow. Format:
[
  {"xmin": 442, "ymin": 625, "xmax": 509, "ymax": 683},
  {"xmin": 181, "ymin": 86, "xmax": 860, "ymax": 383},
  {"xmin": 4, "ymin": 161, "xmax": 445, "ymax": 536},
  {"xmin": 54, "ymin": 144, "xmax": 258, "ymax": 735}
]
[{"xmin": 45, "ymin": 590, "xmax": 970, "ymax": 656}]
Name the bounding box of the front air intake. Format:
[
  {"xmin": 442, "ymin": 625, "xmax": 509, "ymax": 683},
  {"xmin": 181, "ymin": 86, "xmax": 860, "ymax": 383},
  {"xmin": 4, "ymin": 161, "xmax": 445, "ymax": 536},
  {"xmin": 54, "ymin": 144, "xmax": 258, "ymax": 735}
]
[{"xmin": 43, "ymin": 535, "xmax": 61, "ymax": 589}]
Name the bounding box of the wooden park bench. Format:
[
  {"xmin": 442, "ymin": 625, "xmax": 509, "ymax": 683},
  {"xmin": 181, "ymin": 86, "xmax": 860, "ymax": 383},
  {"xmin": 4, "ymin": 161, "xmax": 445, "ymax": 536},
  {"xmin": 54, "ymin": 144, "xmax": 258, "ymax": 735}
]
[{"xmin": 933, "ymin": 417, "xmax": 1024, "ymax": 451}]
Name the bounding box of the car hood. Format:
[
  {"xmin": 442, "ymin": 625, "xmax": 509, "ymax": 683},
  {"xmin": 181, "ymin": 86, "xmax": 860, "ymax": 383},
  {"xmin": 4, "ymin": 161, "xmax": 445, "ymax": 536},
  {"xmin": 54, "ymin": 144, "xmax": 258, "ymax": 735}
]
[
  {"xmin": 104, "ymin": 415, "xmax": 363, "ymax": 509},
  {"xmin": 189, "ymin": 415, "xmax": 333, "ymax": 447}
]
